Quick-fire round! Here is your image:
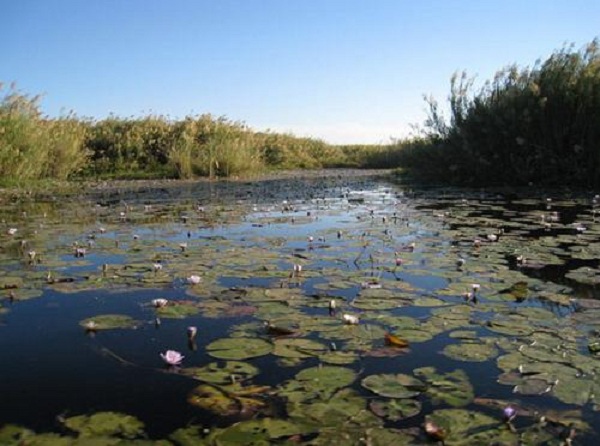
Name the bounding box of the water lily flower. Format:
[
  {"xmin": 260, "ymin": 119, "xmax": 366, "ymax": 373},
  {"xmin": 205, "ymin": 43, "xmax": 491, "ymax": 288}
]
[
  {"xmin": 187, "ymin": 326, "xmax": 197, "ymax": 340},
  {"xmin": 424, "ymin": 421, "xmax": 446, "ymax": 441},
  {"xmin": 153, "ymin": 262, "xmax": 163, "ymax": 272},
  {"xmin": 456, "ymin": 257, "xmax": 465, "ymax": 268},
  {"xmin": 74, "ymin": 247, "xmax": 86, "ymax": 258},
  {"xmin": 503, "ymin": 405, "xmax": 517, "ymax": 422},
  {"xmin": 342, "ymin": 314, "xmax": 360, "ymax": 325},
  {"xmin": 84, "ymin": 320, "xmax": 98, "ymax": 332},
  {"xmin": 307, "ymin": 236, "xmax": 314, "ymax": 243},
  {"xmin": 473, "ymin": 239, "xmax": 481, "ymax": 248},
  {"xmin": 7, "ymin": 228, "xmax": 17, "ymax": 236},
  {"xmin": 152, "ymin": 298, "xmax": 169, "ymax": 308},
  {"xmin": 160, "ymin": 350, "xmax": 184, "ymax": 366},
  {"xmin": 395, "ymin": 257, "xmax": 403, "ymax": 266},
  {"xmin": 179, "ymin": 242, "xmax": 187, "ymax": 252},
  {"xmin": 472, "ymin": 283, "xmax": 481, "ymax": 292},
  {"xmin": 187, "ymin": 275, "xmax": 201, "ymax": 284},
  {"xmin": 328, "ymin": 299, "xmax": 337, "ymax": 316},
  {"xmin": 361, "ymin": 281, "xmax": 382, "ymax": 289},
  {"xmin": 487, "ymin": 234, "xmax": 498, "ymax": 242}
]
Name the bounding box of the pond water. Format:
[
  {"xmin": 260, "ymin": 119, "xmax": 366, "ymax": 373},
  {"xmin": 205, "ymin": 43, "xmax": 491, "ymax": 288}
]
[{"xmin": 1, "ymin": 171, "xmax": 600, "ymax": 445}]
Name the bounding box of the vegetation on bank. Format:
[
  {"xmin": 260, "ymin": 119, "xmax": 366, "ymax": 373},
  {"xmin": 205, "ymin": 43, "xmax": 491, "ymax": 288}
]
[
  {"xmin": 396, "ymin": 39, "xmax": 600, "ymax": 187},
  {"xmin": 1, "ymin": 38, "xmax": 599, "ymax": 187},
  {"xmin": 0, "ymin": 82, "xmax": 376, "ymax": 184}
]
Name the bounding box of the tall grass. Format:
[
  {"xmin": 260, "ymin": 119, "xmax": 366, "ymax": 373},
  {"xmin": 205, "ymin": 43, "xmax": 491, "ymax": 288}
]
[{"xmin": 0, "ymin": 84, "xmax": 89, "ymax": 183}]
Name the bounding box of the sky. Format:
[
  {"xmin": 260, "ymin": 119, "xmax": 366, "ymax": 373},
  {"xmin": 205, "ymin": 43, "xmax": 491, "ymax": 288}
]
[{"xmin": 2, "ymin": 0, "xmax": 599, "ymax": 144}]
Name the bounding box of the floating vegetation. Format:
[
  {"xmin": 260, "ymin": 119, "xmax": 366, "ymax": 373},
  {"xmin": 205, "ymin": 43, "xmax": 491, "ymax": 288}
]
[
  {"xmin": 2, "ymin": 175, "xmax": 600, "ymax": 444},
  {"xmin": 78, "ymin": 314, "xmax": 138, "ymax": 331},
  {"xmin": 206, "ymin": 337, "xmax": 273, "ymax": 360}
]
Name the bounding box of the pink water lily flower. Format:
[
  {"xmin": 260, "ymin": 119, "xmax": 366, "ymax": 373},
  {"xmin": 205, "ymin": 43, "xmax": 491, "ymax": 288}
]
[{"xmin": 160, "ymin": 350, "xmax": 184, "ymax": 366}]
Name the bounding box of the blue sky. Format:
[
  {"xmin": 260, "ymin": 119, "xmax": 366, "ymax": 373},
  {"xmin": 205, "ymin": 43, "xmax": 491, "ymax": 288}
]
[{"xmin": 2, "ymin": 0, "xmax": 599, "ymax": 144}]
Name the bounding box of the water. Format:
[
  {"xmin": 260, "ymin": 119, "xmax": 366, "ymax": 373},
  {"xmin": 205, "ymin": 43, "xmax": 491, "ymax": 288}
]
[{"xmin": 0, "ymin": 171, "xmax": 599, "ymax": 444}]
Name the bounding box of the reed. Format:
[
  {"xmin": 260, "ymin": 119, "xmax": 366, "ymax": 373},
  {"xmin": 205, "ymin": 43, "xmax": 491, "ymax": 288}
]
[{"xmin": 395, "ymin": 38, "xmax": 600, "ymax": 187}]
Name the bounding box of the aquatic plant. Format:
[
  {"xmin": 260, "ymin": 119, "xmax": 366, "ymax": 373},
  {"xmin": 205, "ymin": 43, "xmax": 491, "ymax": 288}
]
[{"xmin": 160, "ymin": 350, "xmax": 184, "ymax": 366}]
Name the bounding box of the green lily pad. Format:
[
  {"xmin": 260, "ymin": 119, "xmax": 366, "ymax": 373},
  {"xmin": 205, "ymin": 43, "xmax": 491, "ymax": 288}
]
[
  {"xmin": 414, "ymin": 367, "xmax": 474, "ymax": 407},
  {"xmin": 206, "ymin": 418, "xmax": 312, "ymax": 444},
  {"xmin": 63, "ymin": 412, "xmax": 145, "ymax": 438},
  {"xmin": 187, "ymin": 383, "xmax": 272, "ymax": 416},
  {"xmin": 426, "ymin": 408, "xmax": 521, "ymax": 445},
  {"xmin": 78, "ymin": 314, "xmax": 138, "ymax": 330},
  {"xmin": 442, "ymin": 342, "xmax": 498, "ymax": 362},
  {"xmin": 155, "ymin": 301, "xmax": 200, "ymax": 319},
  {"xmin": 182, "ymin": 361, "xmax": 259, "ymax": 384},
  {"xmin": 369, "ymin": 398, "xmax": 421, "ymax": 421},
  {"xmin": 361, "ymin": 373, "xmax": 425, "ymax": 398},
  {"xmin": 295, "ymin": 365, "xmax": 357, "ymax": 394},
  {"xmin": 206, "ymin": 337, "xmax": 273, "ymax": 360},
  {"xmin": 272, "ymin": 338, "xmax": 328, "ymax": 359}
]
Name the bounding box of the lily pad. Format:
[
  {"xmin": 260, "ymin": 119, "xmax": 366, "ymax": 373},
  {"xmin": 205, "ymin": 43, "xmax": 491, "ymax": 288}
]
[
  {"xmin": 182, "ymin": 361, "xmax": 259, "ymax": 384},
  {"xmin": 206, "ymin": 337, "xmax": 273, "ymax": 360},
  {"xmin": 369, "ymin": 398, "xmax": 421, "ymax": 421},
  {"xmin": 78, "ymin": 314, "xmax": 138, "ymax": 330},
  {"xmin": 442, "ymin": 342, "xmax": 498, "ymax": 362},
  {"xmin": 361, "ymin": 373, "xmax": 425, "ymax": 398},
  {"xmin": 414, "ymin": 367, "xmax": 474, "ymax": 407},
  {"xmin": 272, "ymin": 338, "xmax": 328, "ymax": 359},
  {"xmin": 187, "ymin": 383, "xmax": 272, "ymax": 416},
  {"xmin": 63, "ymin": 411, "xmax": 145, "ymax": 438}
]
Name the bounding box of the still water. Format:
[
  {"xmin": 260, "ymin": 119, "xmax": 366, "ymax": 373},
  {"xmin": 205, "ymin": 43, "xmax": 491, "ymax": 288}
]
[{"xmin": 0, "ymin": 171, "xmax": 599, "ymax": 444}]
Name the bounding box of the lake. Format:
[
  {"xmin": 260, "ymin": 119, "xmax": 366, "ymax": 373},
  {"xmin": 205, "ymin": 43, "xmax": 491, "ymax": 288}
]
[{"xmin": 1, "ymin": 170, "xmax": 599, "ymax": 445}]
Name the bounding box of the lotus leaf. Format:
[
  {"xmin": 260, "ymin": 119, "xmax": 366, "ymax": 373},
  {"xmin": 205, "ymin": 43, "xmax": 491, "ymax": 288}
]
[
  {"xmin": 182, "ymin": 361, "xmax": 259, "ymax": 384},
  {"xmin": 63, "ymin": 412, "xmax": 144, "ymax": 438},
  {"xmin": 361, "ymin": 373, "xmax": 425, "ymax": 398},
  {"xmin": 78, "ymin": 314, "xmax": 138, "ymax": 330},
  {"xmin": 206, "ymin": 337, "xmax": 273, "ymax": 360}
]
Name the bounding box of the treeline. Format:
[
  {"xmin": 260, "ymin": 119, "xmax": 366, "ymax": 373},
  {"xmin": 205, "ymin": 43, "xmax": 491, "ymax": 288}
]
[
  {"xmin": 395, "ymin": 39, "xmax": 600, "ymax": 187},
  {"xmin": 0, "ymin": 83, "xmax": 384, "ymax": 183}
]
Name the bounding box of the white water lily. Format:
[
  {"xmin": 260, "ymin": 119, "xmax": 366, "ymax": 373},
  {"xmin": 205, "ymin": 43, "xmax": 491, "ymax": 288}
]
[
  {"xmin": 187, "ymin": 275, "xmax": 201, "ymax": 284},
  {"xmin": 7, "ymin": 228, "xmax": 17, "ymax": 235},
  {"xmin": 187, "ymin": 326, "xmax": 198, "ymax": 340},
  {"xmin": 342, "ymin": 314, "xmax": 359, "ymax": 325},
  {"xmin": 152, "ymin": 298, "xmax": 168, "ymax": 308}
]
